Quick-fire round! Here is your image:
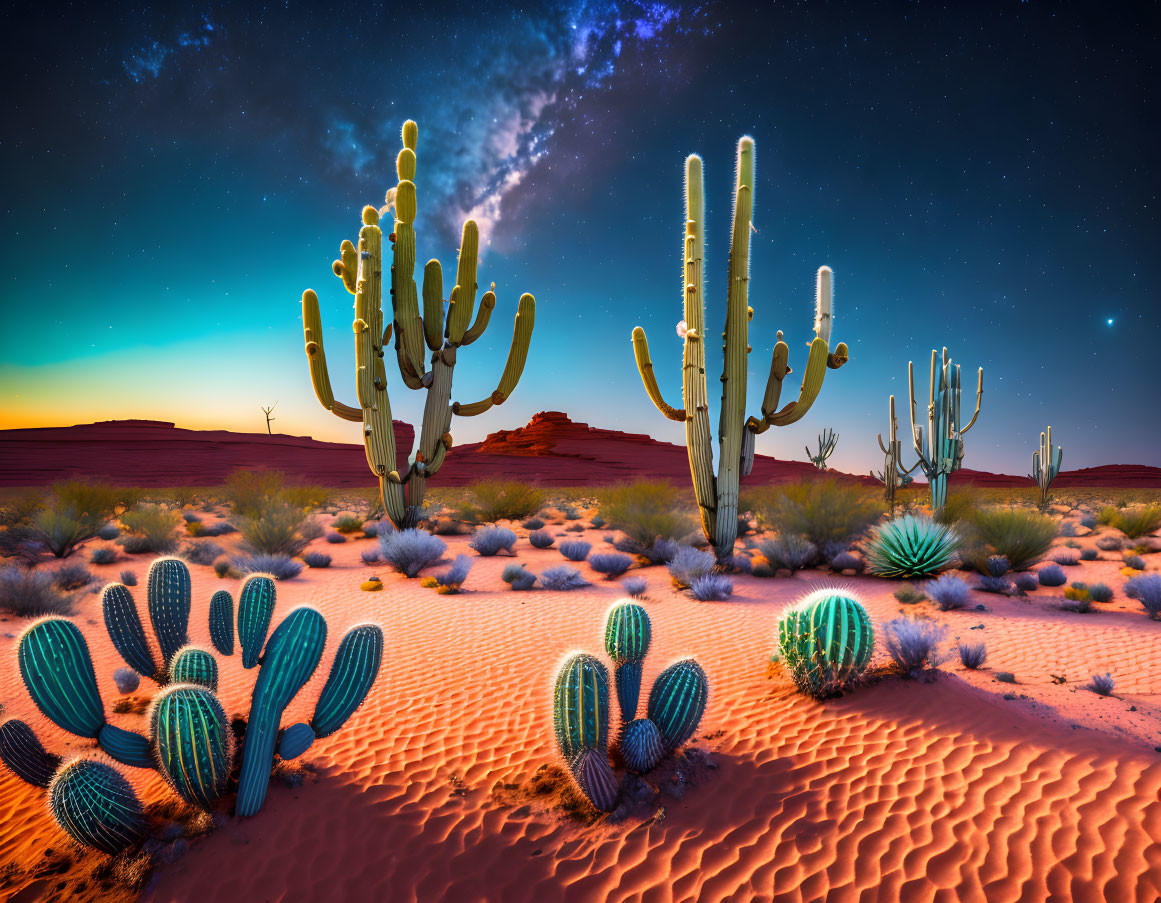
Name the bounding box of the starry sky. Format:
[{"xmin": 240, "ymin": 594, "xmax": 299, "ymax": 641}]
[{"xmin": 2, "ymin": 1, "xmax": 1157, "ymax": 475}]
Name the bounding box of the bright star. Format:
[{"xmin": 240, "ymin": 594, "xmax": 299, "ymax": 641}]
[{"xmin": 1107, "ymin": 318, "xmax": 1114, "ymax": 326}]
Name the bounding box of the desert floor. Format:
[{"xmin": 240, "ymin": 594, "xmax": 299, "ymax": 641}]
[{"xmin": 2, "ymin": 510, "xmax": 1160, "ymax": 903}]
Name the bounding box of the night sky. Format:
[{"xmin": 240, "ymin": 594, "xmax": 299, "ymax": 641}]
[{"xmin": 2, "ymin": 1, "xmax": 1157, "ymax": 474}]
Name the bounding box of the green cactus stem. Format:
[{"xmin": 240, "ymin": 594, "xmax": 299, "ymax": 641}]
[
  {"xmin": 778, "ymin": 590, "xmax": 874, "ymax": 697},
  {"xmin": 632, "ymin": 137, "xmax": 848, "ymax": 561},
  {"xmin": 646, "ymin": 659, "xmax": 708, "ymax": 753},
  {"xmin": 208, "ymin": 588, "xmax": 234, "ymax": 656},
  {"xmin": 101, "ymin": 582, "xmax": 157, "ymax": 679},
  {"xmin": 19, "ymin": 617, "xmax": 106, "ymax": 738},
  {"xmin": 873, "ymin": 394, "xmax": 921, "ymax": 512},
  {"xmin": 907, "ymin": 347, "xmax": 983, "ymax": 514},
  {"xmin": 96, "ymin": 725, "xmax": 153, "ymax": 769},
  {"xmin": 277, "ymin": 723, "xmax": 316, "ymax": 761},
  {"xmin": 0, "ymin": 719, "xmax": 62, "ymax": 787},
  {"xmin": 236, "ymin": 606, "xmax": 327, "ymax": 817},
  {"xmin": 311, "ymin": 624, "xmax": 384, "ymax": 738},
  {"xmin": 1030, "ymin": 425, "xmax": 1063, "ymax": 510},
  {"xmin": 553, "ymin": 653, "xmax": 610, "ymax": 765},
  {"xmin": 151, "ymin": 684, "xmax": 233, "ymax": 810},
  {"xmin": 807, "ymin": 428, "xmax": 839, "ymax": 471},
  {"xmin": 168, "ymin": 645, "xmax": 220, "ymax": 692},
  {"xmin": 238, "ymin": 574, "xmax": 276, "ymax": 669},
  {"xmin": 146, "ymin": 557, "xmax": 191, "ymax": 665},
  {"xmin": 49, "ymin": 759, "xmax": 147, "ymax": 854},
  {"xmin": 301, "ymin": 119, "xmax": 536, "ymax": 529},
  {"xmin": 603, "ymin": 602, "xmax": 651, "ymax": 723}
]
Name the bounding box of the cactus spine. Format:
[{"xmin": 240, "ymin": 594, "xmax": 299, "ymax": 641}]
[
  {"xmin": 301, "ymin": 119, "xmax": 536, "ymax": 528},
  {"xmin": 49, "ymin": 759, "xmax": 147, "ymax": 854},
  {"xmin": 151, "ymin": 685, "xmax": 233, "ymax": 810},
  {"xmin": 872, "ymin": 395, "xmax": 920, "ymax": 511},
  {"xmin": 1030, "ymin": 425, "xmax": 1062, "ymax": 509},
  {"xmin": 907, "ymin": 347, "xmax": 983, "ymax": 514},
  {"xmin": 632, "ymin": 138, "xmax": 848, "ymax": 561},
  {"xmin": 807, "ymin": 428, "xmax": 838, "ymax": 471}
]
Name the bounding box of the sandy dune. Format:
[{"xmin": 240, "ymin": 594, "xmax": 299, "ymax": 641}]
[{"xmin": 2, "ymin": 516, "xmax": 1160, "ymax": 902}]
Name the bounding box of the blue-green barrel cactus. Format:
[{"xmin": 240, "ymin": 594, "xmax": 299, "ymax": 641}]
[
  {"xmin": 777, "ymin": 589, "xmax": 874, "ymax": 697},
  {"xmin": 0, "ymin": 718, "xmax": 62, "ymax": 787},
  {"xmin": 620, "ymin": 717, "xmax": 665, "ymax": 773},
  {"xmin": 646, "ymin": 659, "xmax": 708, "ymax": 753},
  {"xmin": 864, "ymin": 515, "xmax": 958, "ymax": 578},
  {"xmin": 101, "ymin": 582, "xmax": 157, "ymax": 679},
  {"xmin": 603, "ymin": 601, "xmax": 651, "ymax": 723},
  {"xmin": 208, "ymin": 589, "xmax": 234, "ymax": 656},
  {"xmin": 147, "ymin": 556, "xmax": 192, "ymax": 664},
  {"xmin": 49, "ymin": 759, "xmax": 147, "ymax": 854},
  {"xmin": 279, "ymin": 624, "xmax": 385, "ymax": 760},
  {"xmin": 238, "ymin": 574, "xmax": 277, "ymax": 669},
  {"xmin": 168, "ymin": 645, "xmax": 220, "ymax": 692},
  {"xmin": 151, "ymin": 684, "xmax": 233, "ymax": 810},
  {"xmin": 553, "ymin": 653, "xmax": 618, "ymax": 811},
  {"xmin": 236, "ymin": 606, "xmax": 327, "ymax": 817}
]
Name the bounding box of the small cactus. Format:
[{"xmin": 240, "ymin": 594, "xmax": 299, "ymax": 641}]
[
  {"xmin": 151, "ymin": 684, "xmax": 233, "ymax": 810},
  {"xmin": 603, "ymin": 601, "xmax": 652, "ymax": 723},
  {"xmin": 101, "ymin": 582, "xmax": 158, "ymax": 679},
  {"xmin": 208, "ymin": 588, "xmax": 234, "ymax": 655},
  {"xmin": 0, "ymin": 719, "xmax": 62, "ymax": 787},
  {"xmin": 806, "ymin": 428, "xmax": 838, "ymax": 471},
  {"xmin": 777, "ymin": 589, "xmax": 874, "ymax": 697},
  {"xmin": 646, "ymin": 659, "xmax": 709, "ymax": 752},
  {"xmin": 238, "ymin": 574, "xmax": 276, "ymax": 669},
  {"xmin": 168, "ymin": 645, "xmax": 220, "ymax": 692},
  {"xmin": 146, "ymin": 556, "xmax": 192, "ymax": 664},
  {"xmin": 49, "ymin": 759, "xmax": 147, "ymax": 854}
]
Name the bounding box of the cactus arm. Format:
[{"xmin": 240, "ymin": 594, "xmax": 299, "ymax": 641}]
[
  {"xmin": 461, "ymin": 286, "xmax": 496, "ymax": 346},
  {"xmin": 907, "ymin": 359, "xmax": 933, "ymax": 475},
  {"xmin": 412, "ymin": 350, "xmax": 454, "ymax": 482},
  {"xmin": 631, "ymin": 326, "xmax": 686, "ymax": 422},
  {"xmin": 765, "ymin": 336, "xmax": 832, "ymax": 427},
  {"xmin": 451, "ymin": 294, "xmax": 535, "ymax": 416},
  {"xmin": 446, "ymin": 221, "xmax": 480, "ymax": 345},
  {"xmin": 301, "ymin": 289, "xmax": 362, "ymax": 422},
  {"xmin": 388, "ymin": 179, "xmax": 427, "ymax": 388},
  {"xmin": 745, "ymin": 335, "xmax": 791, "ymax": 435},
  {"xmin": 421, "ymin": 259, "xmax": 444, "ymax": 351},
  {"xmin": 332, "ymin": 239, "xmax": 358, "ymax": 294},
  {"xmin": 960, "ymin": 367, "xmax": 984, "ymax": 434}
]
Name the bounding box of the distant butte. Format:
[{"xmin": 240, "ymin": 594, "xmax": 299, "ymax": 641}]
[{"xmin": 0, "ymin": 412, "xmax": 1158, "ymax": 488}]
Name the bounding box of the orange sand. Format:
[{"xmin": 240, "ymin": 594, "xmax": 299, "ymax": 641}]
[{"xmin": 2, "ymin": 515, "xmax": 1160, "ymax": 902}]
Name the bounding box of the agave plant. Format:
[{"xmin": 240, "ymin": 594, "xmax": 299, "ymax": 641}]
[
  {"xmin": 864, "ymin": 515, "xmax": 959, "ymax": 578},
  {"xmin": 0, "ymin": 556, "xmax": 384, "ymax": 855}
]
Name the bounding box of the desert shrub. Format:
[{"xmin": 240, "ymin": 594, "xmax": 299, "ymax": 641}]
[
  {"xmin": 959, "ymin": 507, "xmax": 1056, "ymax": 572},
  {"xmin": 559, "ymin": 540, "xmax": 592, "ymax": 562},
  {"xmin": 325, "ymin": 532, "xmax": 347, "ymax": 544},
  {"xmin": 302, "ymin": 551, "xmax": 332, "ymax": 568},
  {"xmin": 690, "ymin": 573, "xmax": 733, "ymax": 601},
  {"xmin": 667, "ymin": 545, "xmax": 715, "ymax": 588},
  {"xmin": 756, "ymin": 535, "xmax": 818, "ymax": 573},
  {"xmin": 588, "ymin": 552, "xmax": 632, "ymax": 579},
  {"xmin": 422, "ymin": 555, "xmax": 473, "ymax": 593},
  {"xmin": 1125, "ymin": 574, "xmax": 1161, "ymax": 618},
  {"xmin": 528, "ymin": 530, "xmax": 554, "ymax": 549},
  {"xmin": 745, "ymin": 479, "xmax": 881, "ymax": 549},
  {"xmin": 361, "ymin": 548, "xmax": 382, "ymax": 564},
  {"xmin": 1111, "ymin": 506, "xmax": 1161, "ymax": 539},
  {"xmin": 615, "ymin": 536, "xmax": 680, "ymax": 566},
  {"xmin": 1088, "ymin": 673, "xmax": 1115, "ymax": 696},
  {"xmin": 225, "ymin": 469, "xmax": 287, "ymax": 517},
  {"xmin": 237, "ymin": 501, "xmax": 314, "ymax": 556},
  {"xmin": 1097, "ymin": 506, "xmax": 1120, "ymax": 525},
  {"xmin": 362, "ymin": 523, "xmax": 379, "ymax": 538},
  {"xmin": 1059, "ymin": 596, "xmax": 1092, "ymax": 613},
  {"xmin": 119, "ymin": 569, "xmax": 137, "ymax": 586},
  {"xmin": 1123, "ymin": 554, "xmax": 1146, "ymax": 571},
  {"xmin": 957, "ymin": 642, "xmax": 987, "ymax": 669},
  {"xmin": 894, "ymin": 583, "xmax": 925, "ymax": 604},
  {"xmin": 51, "ymin": 562, "xmax": 95, "ymax": 591},
  {"xmin": 731, "ymin": 553, "xmax": 753, "ymax": 573},
  {"xmin": 560, "ymin": 505, "xmax": 582, "ymax": 521},
  {"xmin": 212, "ymin": 557, "xmax": 232, "ymax": 578},
  {"xmin": 97, "ymin": 523, "xmax": 121, "ymax": 540},
  {"xmin": 1095, "ymin": 536, "xmax": 1123, "ymax": 551},
  {"xmin": 864, "ymin": 516, "xmax": 958, "ymax": 578},
  {"xmin": 501, "ymin": 563, "xmax": 537, "ymax": 590},
  {"xmin": 925, "ymin": 574, "xmax": 971, "ymax": 611},
  {"xmin": 32, "ymin": 509, "xmax": 102, "ymax": 559},
  {"xmin": 470, "ymin": 526, "xmax": 518, "ymax": 557},
  {"xmin": 1080, "ymin": 548, "xmax": 1098, "ymax": 561},
  {"xmin": 200, "ymin": 521, "xmax": 237, "ymax": 537},
  {"xmin": 1088, "ymin": 582, "xmax": 1113, "ymax": 603},
  {"xmin": 186, "ymin": 521, "xmax": 206, "ymax": 537},
  {"xmin": 1051, "ymin": 548, "xmax": 1080, "ymax": 566},
  {"xmin": 459, "ymin": 480, "xmax": 545, "ymax": 523},
  {"xmin": 597, "ymin": 480, "xmax": 693, "ymax": 546},
  {"xmin": 883, "ymin": 617, "xmax": 946, "ymax": 674},
  {"xmin": 280, "ymin": 484, "xmax": 331, "ymax": 510},
  {"xmin": 564, "ymin": 523, "xmax": 585, "ymax": 533},
  {"xmin": 522, "ymin": 517, "xmax": 546, "ymax": 530},
  {"xmin": 0, "ymin": 566, "xmax": 75, "ymax": 617},
  {"xmin": 1037, "ymin": 563, "xmax": 1066, "ymax": 587},
  {"xmin": 621, "ymin": 576, "xmax": 648, "ymax": 598},
  {"xmin": 830, "ymin": 551, "xmax": 864, "ymax": 573},
  {"xmin": 1064, "ymin": 583, "xmax": 1091, "ymax": 602},
  {"xmin": 539, "ymin": 565, "xmax": 589, "ymax": 591},
  {"xmin": 379, "ymin": 528, "xmax": 446, "ymax": 577},
  {"xmin": 90, "ymin": 547, "xmax": 118, "ymax": 565},
  {"xmin": 977, "ymin": 575, "xmax": 1010, "ymax": 595},
  {"xmin": 119, "ymin": 504, "xmax": 181, "ymax": 554},
  {"xmin": 232, "ymin": 553, "xmax": 303, "ymax": 580},
  {"xmin": 180, "ymin": 540, "xmax": 226, "ymax": 566},
  {"xmin": 984, "ymin": 556, "xmax": 1010, "ymax": 577},
  {"xmin": 1058, "ymin": 520, "xmax": 1079, "ymax": 537},
  {"xmin": 590, "ymin": 515, "xmax": 606, "ymax": 529},
  {"xmin": 0, "ymin": 490, "xmax": 44, "ymax": 527},
  {"xmin": 995, "ymin": 671, "xmax": 1016, "ymax": 683},
  {"xmin": 1011, "ymin": 573, "xmax": 1038, "ymax": 593},
  {"xmin": 933, "ymin": 486, "xmax": 982, "ymax": 526},
  {"xmin": 332, "ymin": 514, "xmax": 364, "ymax": 534}
]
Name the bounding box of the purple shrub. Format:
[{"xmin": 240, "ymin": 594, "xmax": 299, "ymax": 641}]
[
  {"xmin": 539, "ymin": 565, "xmax": 589, "ymax": 591},
  {"xmin": 588, "ymin": 552, "xmax": 632, "ymax": 579},
  {"xmin": 379, "ymin": 528, "xmax": 446, "ymax": 577},
  {"xmin": 232, "ymin": 553, "xmax": 303, "ymax": 580},
  {"xmin": 528, "ymin": 530, "xmax": 555, "ymax": 549},
  {"xmin": 1125, "ymin": 574, "xmax": 1161, "ymax": 618},
  {"xmin": 1087, "ymin": 672, "xmax": 1116, "ymax": 696},
  {"xmin": 302, "ymin": 551, "xmax": 332, "ymax": 568},
  {"xmin": 0, "ymin": 567, "xmax": 76, "ymax": 617},
  {"xmin": 925, "ymin": 574, "xmax": 971, "ymax": 611},
  {"xmin": 90, "ymin": 547, "xmax": 118, "ymax": 565},
  {"xmin": 1038, "ymin": 563, "xmax": 1067, "ymax": 587},
  {"xmin": 1011, "ymin": 573, "xmax": 1038, "ymax": 594},
  {"xmin": 325, "ymin": 532, "xmax": 348, "ymax": 544},
  {"xmin": 361, "ymin": 548, "xmax": 382, "ymax": 564},
  {"xmin": 690, "ymin": 573, "xmax": 734, "ymax": 601},
  {"xmin": 829, "ymin": 551, "xmax": 864, "ymax": 573},
  {"xmin": 957, "ymin": 642, "xmax": 987, "ymax": 669},
  {"xmin": 428, "ymin": 554, "xmax": 472, "ymax": 593},
  {"xmin": 470, "ymin": 526, "xmax": 518, "ymax": 557},
  {"xmin": 883, "ymin": 617, "xmax": 946, "ymax": 674},
  {"xmin": 559, "ymin": 540, "xmax": 592, "ymax": 562},
  {"xmin": 1051, "ymin": 549, "xmax": 1080, "ymax": 566},
  {"xmin": 667, "ymin": 545, "xmax": 716, "ymax": 587},
  {"xmin": 119, "ymin": 569, "xmax": 138, "ymax": 586},
  {"xmin": 1088, "ymin": 582, "xmax": 1113, "ymax": 603},
  {"xmin": 501, "ymin": 563, "xmax": 537, "ymax": 591},
  {"xmin": 52, "ymin": 562, "xmax": 95, "ymax": 591},
  {"xmin": 621, "ymin": 576, "xmax": 648, "ymax": 598},
  {"xmin": 977, "ymin": 575, "xmax": 1010, "ymax": 595}
]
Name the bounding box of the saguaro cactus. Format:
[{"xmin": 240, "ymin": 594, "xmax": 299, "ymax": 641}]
[
  {"xmin": 806, "ymin": 429, "xmax": 838, "ymax": 471},
  {"xmin": 302, "ymin": 119, "xmax": 536, "ymax": 528},
  {"xmin": 1029, "ymin": 425, "xmax": 1062, "ymax": 509},
  {"xmin": 631, "ymin": 137, "xmax": 848, "ymax": 561},
  {"xmin": 872, "ymin": 395, "xmax": 919, "ymax": 511},
  {"xmin": 907, "ymin": 347, "xmax": 983, "ymax": 514}
]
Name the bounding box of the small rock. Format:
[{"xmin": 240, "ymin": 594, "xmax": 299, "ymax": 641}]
[{"xmin": 113, "ymin": 668, "xmax": 141, "ymax": 695}]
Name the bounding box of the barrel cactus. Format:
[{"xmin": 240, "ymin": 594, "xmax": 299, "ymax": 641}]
[
  {"xmin": 777, "ymin": 589, "xmax": 875, "ymax": 697},
  {"xmin": 151, "ymin": 684, "xmax": 233, "ymax": 809},
  {"xmin": 49, "ymin": 759, "xmax": 147, "ymax": 854},
  {"xmin": 551, "ymin": 603, "xmax": 710, "ymax": 812},
  {"xmin": 168, "ymin": 645, "xmax": 220, "ymax": 692}
]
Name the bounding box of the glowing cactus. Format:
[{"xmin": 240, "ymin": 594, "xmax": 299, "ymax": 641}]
[
  {"xmin": 151, "ymin": 684, "xmax": 233, "ymax": 809},
  {"xmin": 301, "ymin": 119, "xmax": 536, "ymax": 528},
  {"xmin": 777, "ymin": 589, "xmax": 874, "ymax": 697},
  {"xmin": 632, "ymin": 137, "xmax": 848, "ymax": 560}
]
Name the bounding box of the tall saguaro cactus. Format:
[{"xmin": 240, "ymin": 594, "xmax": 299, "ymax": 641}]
[
  {"xmin": 806, "ymin": 429, "xmax": 838, "ymax": 471},
  {"xmin": 631, "ymin": 137, "xmax": 848, "ymax": 561},
  {"xmin": 907, "ymin": 347, "xmax": 983, "ymax": 514},
  {"xmin": 302, "ymin": 120, "xmax": 536, "ymax": 527},
  {"xmin": 872, "ymin": 395, "xmax": 919, "ymax": 511},
  {"xmin": 1030, "ymin": 425, "xmax": 1062, "ymax": 509}
]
